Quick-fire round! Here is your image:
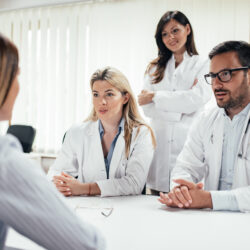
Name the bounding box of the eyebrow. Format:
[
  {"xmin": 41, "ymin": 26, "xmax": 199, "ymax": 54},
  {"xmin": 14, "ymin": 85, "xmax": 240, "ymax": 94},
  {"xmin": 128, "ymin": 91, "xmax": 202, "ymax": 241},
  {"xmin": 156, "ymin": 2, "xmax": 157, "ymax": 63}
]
[
  {"xmin": 162, "ymin": 25, "xmax": 178, "ymax": 33},
  {"xmin": 92, "ymin": 89, "xmax": 115, "ymax": 93},
  {"xmin": 209, "ymin": 68, "xmax": 231, "ymax": 73},
  {"xmin": 170, "ymin": 26, "xmax": 178, "ymax": 31}
]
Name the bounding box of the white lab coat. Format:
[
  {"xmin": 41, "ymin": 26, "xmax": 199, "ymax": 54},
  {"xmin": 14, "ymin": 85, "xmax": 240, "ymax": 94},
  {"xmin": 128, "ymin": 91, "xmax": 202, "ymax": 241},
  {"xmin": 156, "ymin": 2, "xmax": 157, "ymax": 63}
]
[
  {"xmin": 47, "ymin": 120, "xmax": 154, "ymax": 197},
  {"xmin": 171, "ymin": 107, "xmax": 250, "ymax": 212},
  {"xmin": 142, "ymin": 52, "xmax": 212, "ymax": 192}
]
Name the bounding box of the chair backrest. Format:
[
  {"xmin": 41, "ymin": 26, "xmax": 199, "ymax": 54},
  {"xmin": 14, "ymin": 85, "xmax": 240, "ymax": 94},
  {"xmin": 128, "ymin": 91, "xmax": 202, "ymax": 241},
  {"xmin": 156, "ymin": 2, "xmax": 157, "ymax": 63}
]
[
  {"xmin": 141, "ymin": 184, "xmax": 146, "ymax": 195},
  {"xmin": 7, "ymin": 125, "xmax": 36, "ymax": 153},
  {"xmin": 62, "ymin": 131, "xmax": 67, "ymax": 144}
]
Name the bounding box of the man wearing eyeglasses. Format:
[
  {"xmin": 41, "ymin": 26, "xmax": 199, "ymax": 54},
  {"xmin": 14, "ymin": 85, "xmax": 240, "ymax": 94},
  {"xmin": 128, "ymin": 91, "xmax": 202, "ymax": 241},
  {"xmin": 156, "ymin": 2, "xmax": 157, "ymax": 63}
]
[{"xmin": 159, "ymin": 40, "xmax": 250, "ymax": 212}]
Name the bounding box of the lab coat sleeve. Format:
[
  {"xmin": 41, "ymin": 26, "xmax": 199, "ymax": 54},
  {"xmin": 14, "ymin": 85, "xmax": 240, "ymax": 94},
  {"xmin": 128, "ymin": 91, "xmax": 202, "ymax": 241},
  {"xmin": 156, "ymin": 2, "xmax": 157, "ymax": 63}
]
[
  {"xmin": 153, "ymin": 60, "xmax": 212, "ymax": 114},
  {"xmin": 141, "ymin": 73, "xmax": 182, "ymax": 122},
  {"xmin": 232, "ymin": 187, "xmax": 250, "ymax": 212},
  {"xmin": 96, "ymin": 126, "xmax": 154, "ymax": 197},
  {"xmin": 210, "ymin": 190, "xmax": 239, "ymax": 211},
  {"xmin": 170, "ymin": 113, "xmax": 207, "ymax": 189},
  {"xmin": 210, "ymin": 186, "xmax": 250, "ymax": 212},
  {"xmin": 47, "ymin": 126, "xmax": 79, "ymax": 180},
  {"xmin": 0, "ymin": 135, "xmax": 106, "ymax": 250},
  {"xmin": 142, "ymin": 60, "xmax": 212, "ymax": 117}
]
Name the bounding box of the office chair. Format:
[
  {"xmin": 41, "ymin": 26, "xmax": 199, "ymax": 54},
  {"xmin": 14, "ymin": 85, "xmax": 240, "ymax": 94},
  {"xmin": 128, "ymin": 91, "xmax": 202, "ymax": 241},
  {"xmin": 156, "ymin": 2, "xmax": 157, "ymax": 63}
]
[
  {"xmin": 7, "ymin": 125, "xmax": 36, "ymax": 153},
  {"xmin": 62, "ymin": 131, "xmax": 67, "ymax": 144},
  {"xmin": 141, "ymin": 185, "xmax": 146, "ymax": 195}
]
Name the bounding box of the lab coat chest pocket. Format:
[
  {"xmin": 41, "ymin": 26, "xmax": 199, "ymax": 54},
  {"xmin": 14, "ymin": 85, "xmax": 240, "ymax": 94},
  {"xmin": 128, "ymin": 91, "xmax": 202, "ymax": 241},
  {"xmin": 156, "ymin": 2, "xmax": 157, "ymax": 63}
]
[
  {"xmin": 243, "ymin": 140, "xmax": 250, "ymax": 175},
  {"xmin": 116, "ymin": 157, "xmax": 128, "ymax": 178},
  {"xmin": 175, "ymin": 64, "xmax": 197, "ymax": 90},
  {"xmin": 244, "ymin": 140, "xmax": 250, "ymax": 161},
  {"xmin": 234, "ymin": 140, "xmax": 250, "ymax": 187},
  {"xmin": 179, "ymin": 73, "xmax": 196, "ymax": 90},
  {"xmin": 204, "ymin": 132, "xmax": 215, "ymax": 164}
]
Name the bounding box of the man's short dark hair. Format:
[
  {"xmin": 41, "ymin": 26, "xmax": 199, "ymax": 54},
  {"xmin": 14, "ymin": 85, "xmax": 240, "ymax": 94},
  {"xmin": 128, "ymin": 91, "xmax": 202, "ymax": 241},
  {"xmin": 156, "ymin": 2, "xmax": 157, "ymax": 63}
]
[{"xmin": 209, "ymin": 41, "xmax": 250, "ymax": 67}]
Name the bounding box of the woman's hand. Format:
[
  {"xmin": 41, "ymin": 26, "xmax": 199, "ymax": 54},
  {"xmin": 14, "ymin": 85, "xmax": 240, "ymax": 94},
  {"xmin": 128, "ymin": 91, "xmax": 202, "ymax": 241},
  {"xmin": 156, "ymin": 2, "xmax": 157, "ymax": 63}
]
[
  {"xmin": 53, "ymin": 175, "xmax": 72, "ymax": 196},
  {"xmin": 138, "ymin": 90, "xmax": 155, "ymax": 106},
  {"xmin": 53, "ymin": 172, "xmax": 86, "ymax": 196}
]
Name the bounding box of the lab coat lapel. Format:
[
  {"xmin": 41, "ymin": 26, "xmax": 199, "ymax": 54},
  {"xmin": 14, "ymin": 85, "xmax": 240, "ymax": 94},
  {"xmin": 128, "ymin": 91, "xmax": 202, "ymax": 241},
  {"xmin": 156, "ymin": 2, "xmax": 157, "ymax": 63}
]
[
  {"xmin": 109, "ymin": 130, "xmax": 125, "ymax": 178},
  {"xmin": 86, "ymin": 121, "xmax": 106, "ymax": 181},
  {"xmin": 233, "ymin": 111, "xmax": 250, "ymax": 188},
  {"xmin": 212, "ymin": 113, "xmax": 225, "ymax": 188}
]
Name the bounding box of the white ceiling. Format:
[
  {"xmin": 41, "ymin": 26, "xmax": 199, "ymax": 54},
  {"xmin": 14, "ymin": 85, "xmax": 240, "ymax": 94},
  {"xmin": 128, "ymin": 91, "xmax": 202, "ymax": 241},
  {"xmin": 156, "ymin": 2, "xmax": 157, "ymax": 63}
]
[{"xmin": 0, "ymin": 0, "xmax": 98, "ymax": 11}]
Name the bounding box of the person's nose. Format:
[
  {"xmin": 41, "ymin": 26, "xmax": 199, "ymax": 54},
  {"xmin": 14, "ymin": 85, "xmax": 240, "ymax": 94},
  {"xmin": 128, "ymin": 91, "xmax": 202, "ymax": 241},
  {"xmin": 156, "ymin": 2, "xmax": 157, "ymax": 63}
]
[
  {"xmin": 100, "ymin": 97, "xmax": 107, "ymax": 105},
  {"xmin": 169, "ymin": 31, "xmax": 175, "ymax": 39},
  {"xmin": 212, "ymin": 76, "xmax": 224, "ymax": 89}
]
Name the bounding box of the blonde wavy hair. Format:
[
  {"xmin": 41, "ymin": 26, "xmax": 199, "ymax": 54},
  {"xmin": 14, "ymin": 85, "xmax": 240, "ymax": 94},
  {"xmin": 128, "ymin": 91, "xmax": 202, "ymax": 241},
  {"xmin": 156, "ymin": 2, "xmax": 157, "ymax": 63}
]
[{"xmin": 86, "ymin": 67, "xmax": 156, "ymax": 157}]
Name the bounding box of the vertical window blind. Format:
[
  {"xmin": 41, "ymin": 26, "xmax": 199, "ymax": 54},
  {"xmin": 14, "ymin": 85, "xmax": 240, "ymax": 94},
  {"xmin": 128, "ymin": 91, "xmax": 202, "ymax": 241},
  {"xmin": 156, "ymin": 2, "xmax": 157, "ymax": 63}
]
[{"xmin": 0, "ymin": 0, "xmax": 249, "ymax": 153}]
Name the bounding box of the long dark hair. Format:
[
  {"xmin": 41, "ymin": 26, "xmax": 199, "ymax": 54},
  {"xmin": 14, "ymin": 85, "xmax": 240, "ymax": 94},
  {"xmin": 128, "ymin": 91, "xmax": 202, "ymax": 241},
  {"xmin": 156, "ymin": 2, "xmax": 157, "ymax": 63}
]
[
  {"xmin": 0, "ymin": 33, "xmax": 19, "ymax": 107},
  {"xmin": 147, "ymin": 11, "xmax": 198, "ymax": 84}
]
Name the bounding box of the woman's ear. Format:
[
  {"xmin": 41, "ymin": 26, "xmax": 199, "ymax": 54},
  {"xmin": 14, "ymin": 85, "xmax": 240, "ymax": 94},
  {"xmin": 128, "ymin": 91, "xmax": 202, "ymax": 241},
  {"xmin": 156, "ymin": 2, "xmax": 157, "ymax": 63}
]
[
  {"xmin": 123, "ymin": 93, "xmax": 130, "ymax": 105},
  {"xmin": 186, "ymin": 24, "xmax": 191, "ymax": 35}
]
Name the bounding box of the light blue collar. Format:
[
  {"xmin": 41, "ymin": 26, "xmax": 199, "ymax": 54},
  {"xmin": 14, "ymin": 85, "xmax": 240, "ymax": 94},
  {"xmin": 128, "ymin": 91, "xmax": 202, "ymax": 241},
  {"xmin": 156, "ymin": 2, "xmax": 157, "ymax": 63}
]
[{"xmin": 98, "ymin": 118, "xmax": 124, "ymax": 135}]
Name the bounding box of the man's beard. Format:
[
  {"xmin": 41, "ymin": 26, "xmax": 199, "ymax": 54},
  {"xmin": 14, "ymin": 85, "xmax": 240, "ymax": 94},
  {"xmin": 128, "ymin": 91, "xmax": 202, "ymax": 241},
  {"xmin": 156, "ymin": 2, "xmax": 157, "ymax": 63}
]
[
  {"xmin": 215, "ymin": 77, "xmax": 249, "ymax": 110},
  {"xmin": 222, "ymin": 93, "xmax": 246, "ymax": 109}
]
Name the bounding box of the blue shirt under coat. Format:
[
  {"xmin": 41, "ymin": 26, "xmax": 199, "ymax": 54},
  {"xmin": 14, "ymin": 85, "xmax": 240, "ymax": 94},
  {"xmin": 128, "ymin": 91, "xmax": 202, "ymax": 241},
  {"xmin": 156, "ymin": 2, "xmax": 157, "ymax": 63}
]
[{"xmin": 99, "ymin": 118, "xmax": 124, "ymax": 179}]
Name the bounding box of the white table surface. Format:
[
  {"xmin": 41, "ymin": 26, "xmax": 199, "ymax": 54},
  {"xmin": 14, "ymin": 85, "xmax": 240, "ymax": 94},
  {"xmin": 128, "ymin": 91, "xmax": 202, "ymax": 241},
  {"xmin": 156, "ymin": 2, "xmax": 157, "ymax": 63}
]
[{"xmin": 6, "ymin": 195, "xmax": 250, "ymax": 250}]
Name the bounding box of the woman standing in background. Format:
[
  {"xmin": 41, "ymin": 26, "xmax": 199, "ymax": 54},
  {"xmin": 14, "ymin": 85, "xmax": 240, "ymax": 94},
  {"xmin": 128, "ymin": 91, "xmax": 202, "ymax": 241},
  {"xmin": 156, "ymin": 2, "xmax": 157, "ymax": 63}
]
[{"xmin": 138, "ymin": 11, "xmax": 211, "ymax": 195}]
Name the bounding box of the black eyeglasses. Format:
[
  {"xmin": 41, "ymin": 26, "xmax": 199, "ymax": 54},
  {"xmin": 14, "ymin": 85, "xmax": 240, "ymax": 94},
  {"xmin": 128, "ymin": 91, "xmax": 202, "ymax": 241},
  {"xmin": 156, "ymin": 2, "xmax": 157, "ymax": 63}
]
[{"xmin": 204, "ymin": 66, "xmax": 249, "ymax": 85}]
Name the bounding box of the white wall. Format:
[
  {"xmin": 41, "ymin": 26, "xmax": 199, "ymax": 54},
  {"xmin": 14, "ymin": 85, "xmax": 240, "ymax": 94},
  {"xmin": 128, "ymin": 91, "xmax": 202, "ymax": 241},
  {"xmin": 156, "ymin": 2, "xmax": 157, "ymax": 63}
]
[
  {"xmin": 0, "ymin": 0, "xmax": 90, "ymax": 11},
  {"xmin": 0, "ymin": 0, "xmax": 249, "ymax": 153}
]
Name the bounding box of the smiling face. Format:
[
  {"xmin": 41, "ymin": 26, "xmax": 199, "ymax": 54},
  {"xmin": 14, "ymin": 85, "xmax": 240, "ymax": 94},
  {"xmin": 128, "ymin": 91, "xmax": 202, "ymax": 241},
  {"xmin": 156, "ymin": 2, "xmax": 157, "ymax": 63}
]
[
  {"xmin": 161, "ymin": 19, "xmax": 190, "ymax": 54},
  {"xmin": 210, "ymin": 51, "xmax": 250, "ymax": 114},
  {"xmin": 92, "ymin": 80, "xmax": 129, "ymax": 123}
]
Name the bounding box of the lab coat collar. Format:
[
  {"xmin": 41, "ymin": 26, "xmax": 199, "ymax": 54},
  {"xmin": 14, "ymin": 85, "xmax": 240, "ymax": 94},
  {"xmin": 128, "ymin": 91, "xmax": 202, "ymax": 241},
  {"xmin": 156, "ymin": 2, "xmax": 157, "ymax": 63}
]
[
  {"xmin": 183, "ymin": 50, "xmax": 190, "ymax": 59},
  {"xmin": 86, "ymin": 120, "xmax": 99, "ymax": 136},
  {"xmin": 220, "ymin": 103, "xmax": 250, "ymax": 119},
  {"xmin": 170, "ymin": 50, "xmax": 190, "ymax": 62},
  {"xmin": 109, "ymin": 129, "xmax": 125, "ymax": 178},
  {"xmin": 86, "ymin": 119, "xmax": 125, "ymax": 179},
  {"xmin": 98, "ymin": 118, "xmax": 125, "ymax": 136},
  {"xmin": 237, "ymin": 103, "xmax": 250, "ymax": 117},
  {"xmin": 168, "ymin": 50, "xmax": 191, "ymax": 73}
]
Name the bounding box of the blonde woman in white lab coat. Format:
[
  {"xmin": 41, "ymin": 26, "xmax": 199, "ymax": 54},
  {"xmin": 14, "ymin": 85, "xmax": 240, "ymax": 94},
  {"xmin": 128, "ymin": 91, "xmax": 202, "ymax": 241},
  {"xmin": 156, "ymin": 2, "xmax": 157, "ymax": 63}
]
[
  {"xmin": 48, "ymin": 67, "xmax": 156, "ymax": 197},
  {"xmin": 138, "ymin": 11, "xmax": 211, "ymax": 194}
]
